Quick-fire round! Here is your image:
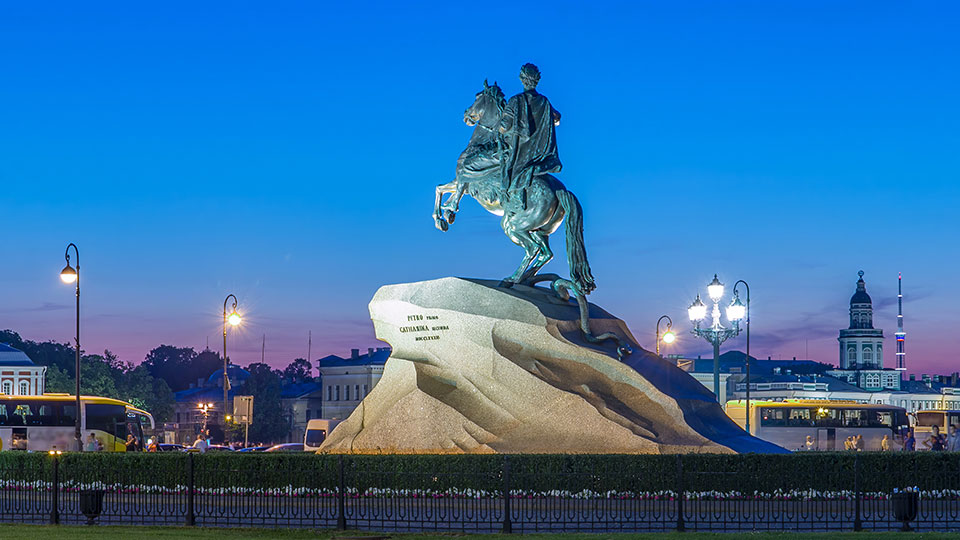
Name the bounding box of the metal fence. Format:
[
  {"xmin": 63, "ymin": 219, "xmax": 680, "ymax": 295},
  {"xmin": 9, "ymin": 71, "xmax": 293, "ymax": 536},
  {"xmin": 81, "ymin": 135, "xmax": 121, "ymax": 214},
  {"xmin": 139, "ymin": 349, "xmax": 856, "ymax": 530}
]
[{"xmin": 0, "ymin": 453, "xmax": 957, "ymax": 532}]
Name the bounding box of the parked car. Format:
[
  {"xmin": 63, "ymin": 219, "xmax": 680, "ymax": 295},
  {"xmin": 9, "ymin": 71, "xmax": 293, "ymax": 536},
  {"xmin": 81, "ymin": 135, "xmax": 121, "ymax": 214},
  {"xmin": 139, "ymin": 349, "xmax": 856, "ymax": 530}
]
[
  {"xmin": 264, "ymin": 443, "xmax": 304, "ymax": 453},
  {"xmin": 156, "ymin": 443, "xmax": 184, "ymax": 452},
  {"xmin": 205, "ymin": 445, "xmax": 234, "ymax": 452}
]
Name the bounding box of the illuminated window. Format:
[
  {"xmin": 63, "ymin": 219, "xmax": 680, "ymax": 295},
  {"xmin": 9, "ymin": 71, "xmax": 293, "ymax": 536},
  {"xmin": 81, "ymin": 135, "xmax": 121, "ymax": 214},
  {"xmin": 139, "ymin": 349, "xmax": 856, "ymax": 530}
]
[
  {"xmin": 1, "ymin": 381, "xmax": 10, "ymax": 395},
  {"xmin": 18, "ymin": 381, "xmax": 28, "ymax": 395}
]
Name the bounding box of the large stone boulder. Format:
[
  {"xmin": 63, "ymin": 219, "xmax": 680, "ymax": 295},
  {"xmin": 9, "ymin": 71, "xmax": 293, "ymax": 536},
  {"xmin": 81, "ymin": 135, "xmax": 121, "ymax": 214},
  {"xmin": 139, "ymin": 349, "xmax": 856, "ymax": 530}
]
[{"xmin": 320, "ymin": 277, "xmax": 786, "ymax": 454}]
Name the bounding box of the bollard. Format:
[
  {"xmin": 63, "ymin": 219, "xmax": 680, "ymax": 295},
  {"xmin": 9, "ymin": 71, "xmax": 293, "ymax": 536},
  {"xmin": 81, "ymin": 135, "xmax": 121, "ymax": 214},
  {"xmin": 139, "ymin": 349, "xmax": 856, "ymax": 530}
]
[
  {"xmin": 49, "ymin": 454, "xmax": 60, "ymax": 525},
  {"xmin": 185, "ymin": 452, "xmax": 195, "ymax": 526},
  {"xmin": 501, "ymin": 455, "xmax": 513, "ymax": 533},
  {"xmin": 675, "ymin": 454, "xmax": 685, "ymax": 532},
  {"xmin": 853, "ymin": 454, "xmax": 862, "ymax": 531},
  {"xmin": 337, "ymin": 454, "xmax": 347, "ymax": 530}
]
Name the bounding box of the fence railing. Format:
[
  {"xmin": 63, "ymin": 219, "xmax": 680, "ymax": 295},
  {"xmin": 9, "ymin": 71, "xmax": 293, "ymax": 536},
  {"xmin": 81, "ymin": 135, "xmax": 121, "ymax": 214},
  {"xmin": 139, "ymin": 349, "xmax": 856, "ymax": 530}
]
[{"xmin": 0, "ymin": 452, "xmax": 957, "ymax": 531}]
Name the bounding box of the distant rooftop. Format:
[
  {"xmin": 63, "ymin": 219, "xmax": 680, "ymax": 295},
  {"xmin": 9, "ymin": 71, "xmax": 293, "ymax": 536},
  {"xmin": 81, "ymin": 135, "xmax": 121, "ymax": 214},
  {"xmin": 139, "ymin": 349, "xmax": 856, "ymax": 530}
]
[
  {"xmin": 317, "ymin": 347, "xmax": 391, "ymax": 368},
  {"xmin": 0, "ymin": 343, "xmax": 37, "ymax": 367}
]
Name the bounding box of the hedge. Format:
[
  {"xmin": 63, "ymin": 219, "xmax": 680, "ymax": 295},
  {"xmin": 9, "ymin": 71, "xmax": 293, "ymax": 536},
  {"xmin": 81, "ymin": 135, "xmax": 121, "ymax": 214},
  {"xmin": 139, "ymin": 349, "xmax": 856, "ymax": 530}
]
[{"xmin": 0, "ymin": 452, "xmax": 957, "ymax": 496}]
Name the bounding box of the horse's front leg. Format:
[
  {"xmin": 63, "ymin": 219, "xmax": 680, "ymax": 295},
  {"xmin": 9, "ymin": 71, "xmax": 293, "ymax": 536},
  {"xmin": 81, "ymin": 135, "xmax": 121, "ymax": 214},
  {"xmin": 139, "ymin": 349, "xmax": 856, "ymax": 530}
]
[
  {"xmin": 440, "ymin": 180, "xmax": 468, "ymax": 224},
  {"xmin": 434, "ymin": 181, "xmax": 458, "ymax": 231}
]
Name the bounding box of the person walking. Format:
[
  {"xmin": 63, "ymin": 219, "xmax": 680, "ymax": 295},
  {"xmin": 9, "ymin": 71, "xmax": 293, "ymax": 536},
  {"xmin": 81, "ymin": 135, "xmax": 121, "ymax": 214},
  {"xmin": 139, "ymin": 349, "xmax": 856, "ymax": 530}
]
[
  {"xmin": 903, "ymin": 428, "xmax": 916, "ymax": 452},
  {"xmin": 924, "ymin": 425, "xmax": 946, "ymax": 451},
  {"xmin": 947, "ymin": 425, "xmax": 960, "ymax": 452},
  {"xmin": 855, "ymin": 434, "xmax": 865, "ymax": 451},
  {"xmin": 881, "ymin": 434, "xmax": 891, "ymax": 451}
]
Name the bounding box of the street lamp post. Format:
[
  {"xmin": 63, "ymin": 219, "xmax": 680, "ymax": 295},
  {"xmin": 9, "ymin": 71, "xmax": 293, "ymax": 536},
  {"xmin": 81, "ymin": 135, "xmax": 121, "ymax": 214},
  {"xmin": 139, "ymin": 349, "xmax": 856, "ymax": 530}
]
[
  {"xmin": 223, "ymin": 295, "xmax": 241, "ymax": 438},
  {"xmin": 656, "ymin": 315, "xmax": 676, "ymax": 356},
  {"xmin": 59, "ymin": 243, "xmax": 82, "ymax": 452},
  {"xmin": 198, "ymin": 402, "xmax": 214, "ymax": 433},
  {"xmin": 688, "ymin": 274, "xmax": 746, "ymax": 402},
  {"xmin": 732, "ymin": 280, "xmax": 751, "ymax": 432}
]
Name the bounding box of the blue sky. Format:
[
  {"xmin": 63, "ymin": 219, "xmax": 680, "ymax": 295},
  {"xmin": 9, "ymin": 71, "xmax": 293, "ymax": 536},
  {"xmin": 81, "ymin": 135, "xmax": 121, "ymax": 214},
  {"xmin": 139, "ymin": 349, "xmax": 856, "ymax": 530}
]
[{"xmin": 1, "ymin": 2, "xmax": 957, "ymax": 373}]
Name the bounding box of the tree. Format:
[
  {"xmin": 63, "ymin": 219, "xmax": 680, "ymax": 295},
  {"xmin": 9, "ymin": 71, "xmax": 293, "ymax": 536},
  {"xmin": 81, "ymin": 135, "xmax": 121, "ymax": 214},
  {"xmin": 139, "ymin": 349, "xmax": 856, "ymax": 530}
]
[
  {"xmin": 282, "ymin": 358, "xmax": 313, "ymax": 383},
  {"xmin": 142, "ymin": 345, "xmax": 221, "ymax": 391},
  {"xmin": 240, "ymin": 362, "xmax": 288, "ymax": 444},
  {"xmin": 118, "ymin": 365, "xmax": 175, "ymax": 423}
]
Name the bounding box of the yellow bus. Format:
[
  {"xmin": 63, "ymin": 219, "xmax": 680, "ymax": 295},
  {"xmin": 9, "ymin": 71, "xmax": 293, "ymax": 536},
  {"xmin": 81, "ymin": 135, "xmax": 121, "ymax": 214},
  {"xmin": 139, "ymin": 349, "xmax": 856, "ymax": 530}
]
[
  {"xmin": 0, "ymin": 394, "xmax": 154, "ymax": 452},
  {"xmin": 726, "ymin": 399, "xmax": 909, "ymax": 451}
]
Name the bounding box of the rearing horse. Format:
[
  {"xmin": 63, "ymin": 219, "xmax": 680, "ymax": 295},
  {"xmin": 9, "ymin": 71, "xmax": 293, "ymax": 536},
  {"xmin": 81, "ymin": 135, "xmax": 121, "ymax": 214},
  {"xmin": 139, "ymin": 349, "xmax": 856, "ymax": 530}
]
[{"xmin": 433, "ymin": 81, "xmax": 595, "ymax": 295}]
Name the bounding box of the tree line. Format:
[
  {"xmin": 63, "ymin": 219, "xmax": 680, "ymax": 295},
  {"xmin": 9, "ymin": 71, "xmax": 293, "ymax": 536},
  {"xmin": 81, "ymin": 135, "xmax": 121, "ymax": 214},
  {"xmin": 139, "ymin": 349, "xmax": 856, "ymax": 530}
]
[{"xmin": 0, "ymin": 330, "xmax": 318, "ymax": 443}]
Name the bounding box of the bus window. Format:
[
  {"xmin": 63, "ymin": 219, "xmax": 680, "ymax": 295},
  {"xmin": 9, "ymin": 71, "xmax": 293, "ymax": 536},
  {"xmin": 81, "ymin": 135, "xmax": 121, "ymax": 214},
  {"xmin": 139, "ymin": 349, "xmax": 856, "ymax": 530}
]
[
  {"xmin": 814, "ymin": 407, "xmax": 842, "ymax": 427},
  {"xmin": 86, "ymin": 404, "xmax": 128, "ymax": 440},
  {"xmin": 61, "ymin": 404, "xmax": 77, "ymax": 427},
  {"xmin": 842, "ymin": 408, "xmax": 865, "ymax": 427},
  {"xmin": 948, "ymin": 413, "xmax": 960, "ymax": 428},
  {"xmin": 787, "ymin": 408, "xmax": 812, "ymax": 427},
  {"xmin": 916, "ymin": 412, "xmax": 945, "ymax": 428}
]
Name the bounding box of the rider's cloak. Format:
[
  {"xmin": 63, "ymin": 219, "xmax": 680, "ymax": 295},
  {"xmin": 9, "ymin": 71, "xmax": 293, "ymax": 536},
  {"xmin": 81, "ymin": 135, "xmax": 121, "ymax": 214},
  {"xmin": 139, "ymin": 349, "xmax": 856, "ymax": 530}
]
[{"xmin": 499, "ymin": 89, "xmax": 562, "ymax": 201}]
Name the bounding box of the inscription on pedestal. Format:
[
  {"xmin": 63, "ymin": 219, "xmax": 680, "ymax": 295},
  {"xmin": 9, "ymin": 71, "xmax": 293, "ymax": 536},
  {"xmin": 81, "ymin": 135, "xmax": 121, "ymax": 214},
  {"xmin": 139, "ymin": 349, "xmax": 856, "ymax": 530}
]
[{"xmin": 399, "ymin": 313, "xmax": 449, "ymax": 341}]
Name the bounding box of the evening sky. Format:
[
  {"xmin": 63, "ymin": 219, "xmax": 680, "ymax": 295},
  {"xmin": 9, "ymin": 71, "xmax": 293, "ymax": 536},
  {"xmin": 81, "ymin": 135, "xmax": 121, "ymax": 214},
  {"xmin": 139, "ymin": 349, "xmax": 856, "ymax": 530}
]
[{"xmin": 1, "ymin": 2, "xmax": 957, "ymax": 373}]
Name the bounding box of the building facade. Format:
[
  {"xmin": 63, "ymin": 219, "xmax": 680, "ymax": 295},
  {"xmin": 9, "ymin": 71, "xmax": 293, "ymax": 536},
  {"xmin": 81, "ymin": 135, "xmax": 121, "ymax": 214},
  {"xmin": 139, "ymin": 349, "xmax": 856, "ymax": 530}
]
[
  {"xmin": 316, "ymin": 347, "xmax": 389, "ymax": 420},
  {"xmin": 280, "ymin": 382, "xmax": 324, "ymax": 443},
  {"xmin": 0, "ymin": 344, "xmax": 46, "ymax": 396}
]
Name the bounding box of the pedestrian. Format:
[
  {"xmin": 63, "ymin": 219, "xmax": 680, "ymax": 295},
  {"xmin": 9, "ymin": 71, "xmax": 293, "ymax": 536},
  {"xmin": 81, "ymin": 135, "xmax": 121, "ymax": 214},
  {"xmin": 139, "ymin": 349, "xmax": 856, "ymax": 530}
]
[
  {"xmin": 84, "ymin": 433, "xmax": 98, "ymax": 452},
  {"xmin": 804, "ymin": 435, "xmax": 815, "ymax": 451},
  {"xmin": 903, "ymin": 428, "xmax": 916, "ymax": 452},
  {"xmin": 924, "ymin": 425, "xmax": 946, "ymax": 451},
  {"xmin": 855, "ymin": 434, "xmax": 865, "ymax": 451},
  {"xmin": 125, "ymin": 433, "xmax": 138, "ymax": 452},
  {"xmin": 881, "ymin": 434, "xmax": 891, "ymax": 451},
  {"xmin": 947, "ymin": 425, "xmax": 960, "ymax": 452},
  {"xmin": 193, "ymin": 433, "xmax": 208, "ymax": 453}
]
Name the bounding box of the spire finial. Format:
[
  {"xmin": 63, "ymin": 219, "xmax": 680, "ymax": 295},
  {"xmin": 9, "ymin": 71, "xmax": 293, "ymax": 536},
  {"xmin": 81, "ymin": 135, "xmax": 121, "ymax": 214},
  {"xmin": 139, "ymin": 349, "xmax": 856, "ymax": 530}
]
[{"xmin": 858, "ymin": 270, "xmax": 864, "ymax": 279}]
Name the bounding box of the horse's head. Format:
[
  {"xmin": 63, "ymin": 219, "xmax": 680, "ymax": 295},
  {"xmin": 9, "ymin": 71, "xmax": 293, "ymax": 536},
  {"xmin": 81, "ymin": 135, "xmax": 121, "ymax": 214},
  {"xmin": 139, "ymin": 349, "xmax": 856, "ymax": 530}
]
[{"xmin": 464, "ymin": 79, "xmax": 505, "ymax": 130}]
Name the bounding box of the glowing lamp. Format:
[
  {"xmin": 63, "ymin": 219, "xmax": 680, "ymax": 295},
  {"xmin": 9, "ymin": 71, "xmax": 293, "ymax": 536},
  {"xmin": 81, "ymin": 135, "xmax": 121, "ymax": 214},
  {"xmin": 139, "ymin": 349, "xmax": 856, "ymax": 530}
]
[
  {"xmin": 60, "ymin": 264, "xmax": 78, "ymax": 284},
  {"xmin": 662, "ymin": 331, "xmax": 676, "ymax": 345},
  {"xmin": 228, "ymin": 311, "xmax": 241, "ymax": 326},
  {"xmin": 707, "ymin": 274, "xmax": 724, "ymax": 303},
  {"xmin": 727, "ymin": 294, "xmax": 746, "ymax": 322},
  {"xmin": 688, "ymin": 295, "xmax": 707, "ymax": 322}
]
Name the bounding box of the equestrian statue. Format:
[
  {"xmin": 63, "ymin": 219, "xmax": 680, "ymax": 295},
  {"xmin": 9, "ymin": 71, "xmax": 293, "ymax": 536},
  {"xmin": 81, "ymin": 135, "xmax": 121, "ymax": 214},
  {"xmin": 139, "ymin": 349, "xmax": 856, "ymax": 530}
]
[{"xmin": 433, "ymin": 64, "xmax": 630, "ymax": 358}]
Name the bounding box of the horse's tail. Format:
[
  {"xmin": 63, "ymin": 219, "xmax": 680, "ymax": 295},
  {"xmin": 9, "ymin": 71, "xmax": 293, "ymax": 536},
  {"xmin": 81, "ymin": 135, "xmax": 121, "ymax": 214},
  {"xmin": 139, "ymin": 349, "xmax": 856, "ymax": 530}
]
[{"xmin": 556, "ymin": 188, "xmax": 596, "ymax": 294}]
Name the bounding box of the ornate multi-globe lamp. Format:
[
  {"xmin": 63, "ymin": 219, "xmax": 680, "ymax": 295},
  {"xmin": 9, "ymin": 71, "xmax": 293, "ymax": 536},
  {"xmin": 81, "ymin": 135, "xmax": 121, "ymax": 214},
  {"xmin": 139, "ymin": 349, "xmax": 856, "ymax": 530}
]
[{"xmin": 688, "ymin": 275, "xmax": 747, "ymax": 403}]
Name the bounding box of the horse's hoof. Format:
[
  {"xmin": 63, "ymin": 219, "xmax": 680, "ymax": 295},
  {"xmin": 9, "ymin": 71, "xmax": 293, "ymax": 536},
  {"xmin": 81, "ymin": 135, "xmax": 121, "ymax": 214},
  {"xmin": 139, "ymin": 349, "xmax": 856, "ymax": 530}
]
[
  {"xmin": 435, "ymin": 218, "xmax": 448, "ymax": 232},
  {"xmin": 498, "ymin": 279, "xmax": 515, "ymax": 289},
  {"xmin": 445, "ymin": 210, "xmax": 456, "ymax": 224}
]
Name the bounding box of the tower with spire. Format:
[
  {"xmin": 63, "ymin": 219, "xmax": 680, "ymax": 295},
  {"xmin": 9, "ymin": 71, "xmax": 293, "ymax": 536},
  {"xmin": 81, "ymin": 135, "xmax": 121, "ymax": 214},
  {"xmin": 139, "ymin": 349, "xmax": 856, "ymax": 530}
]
[
  {"xmin": 838, "ymin": 270, "xmax": 884, "ymax": 369},
  {"xmin": 895, "ymin": 272, "xmax": 906, "ymax": 371}
]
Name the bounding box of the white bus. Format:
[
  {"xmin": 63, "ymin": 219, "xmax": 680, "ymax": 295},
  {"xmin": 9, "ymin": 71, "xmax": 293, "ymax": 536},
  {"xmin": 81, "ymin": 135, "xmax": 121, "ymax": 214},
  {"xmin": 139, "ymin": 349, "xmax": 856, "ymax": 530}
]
[
  {"xmin": 303, "ymin": 418, "xmax": 341, "ymax": 452},
  {"xmin": 726, "ymin": 399, "xmax": 909, "ymax": 451},
  {"xmin": 0, "ymin": 394, "xmax": 155, "ymax": 452}
]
